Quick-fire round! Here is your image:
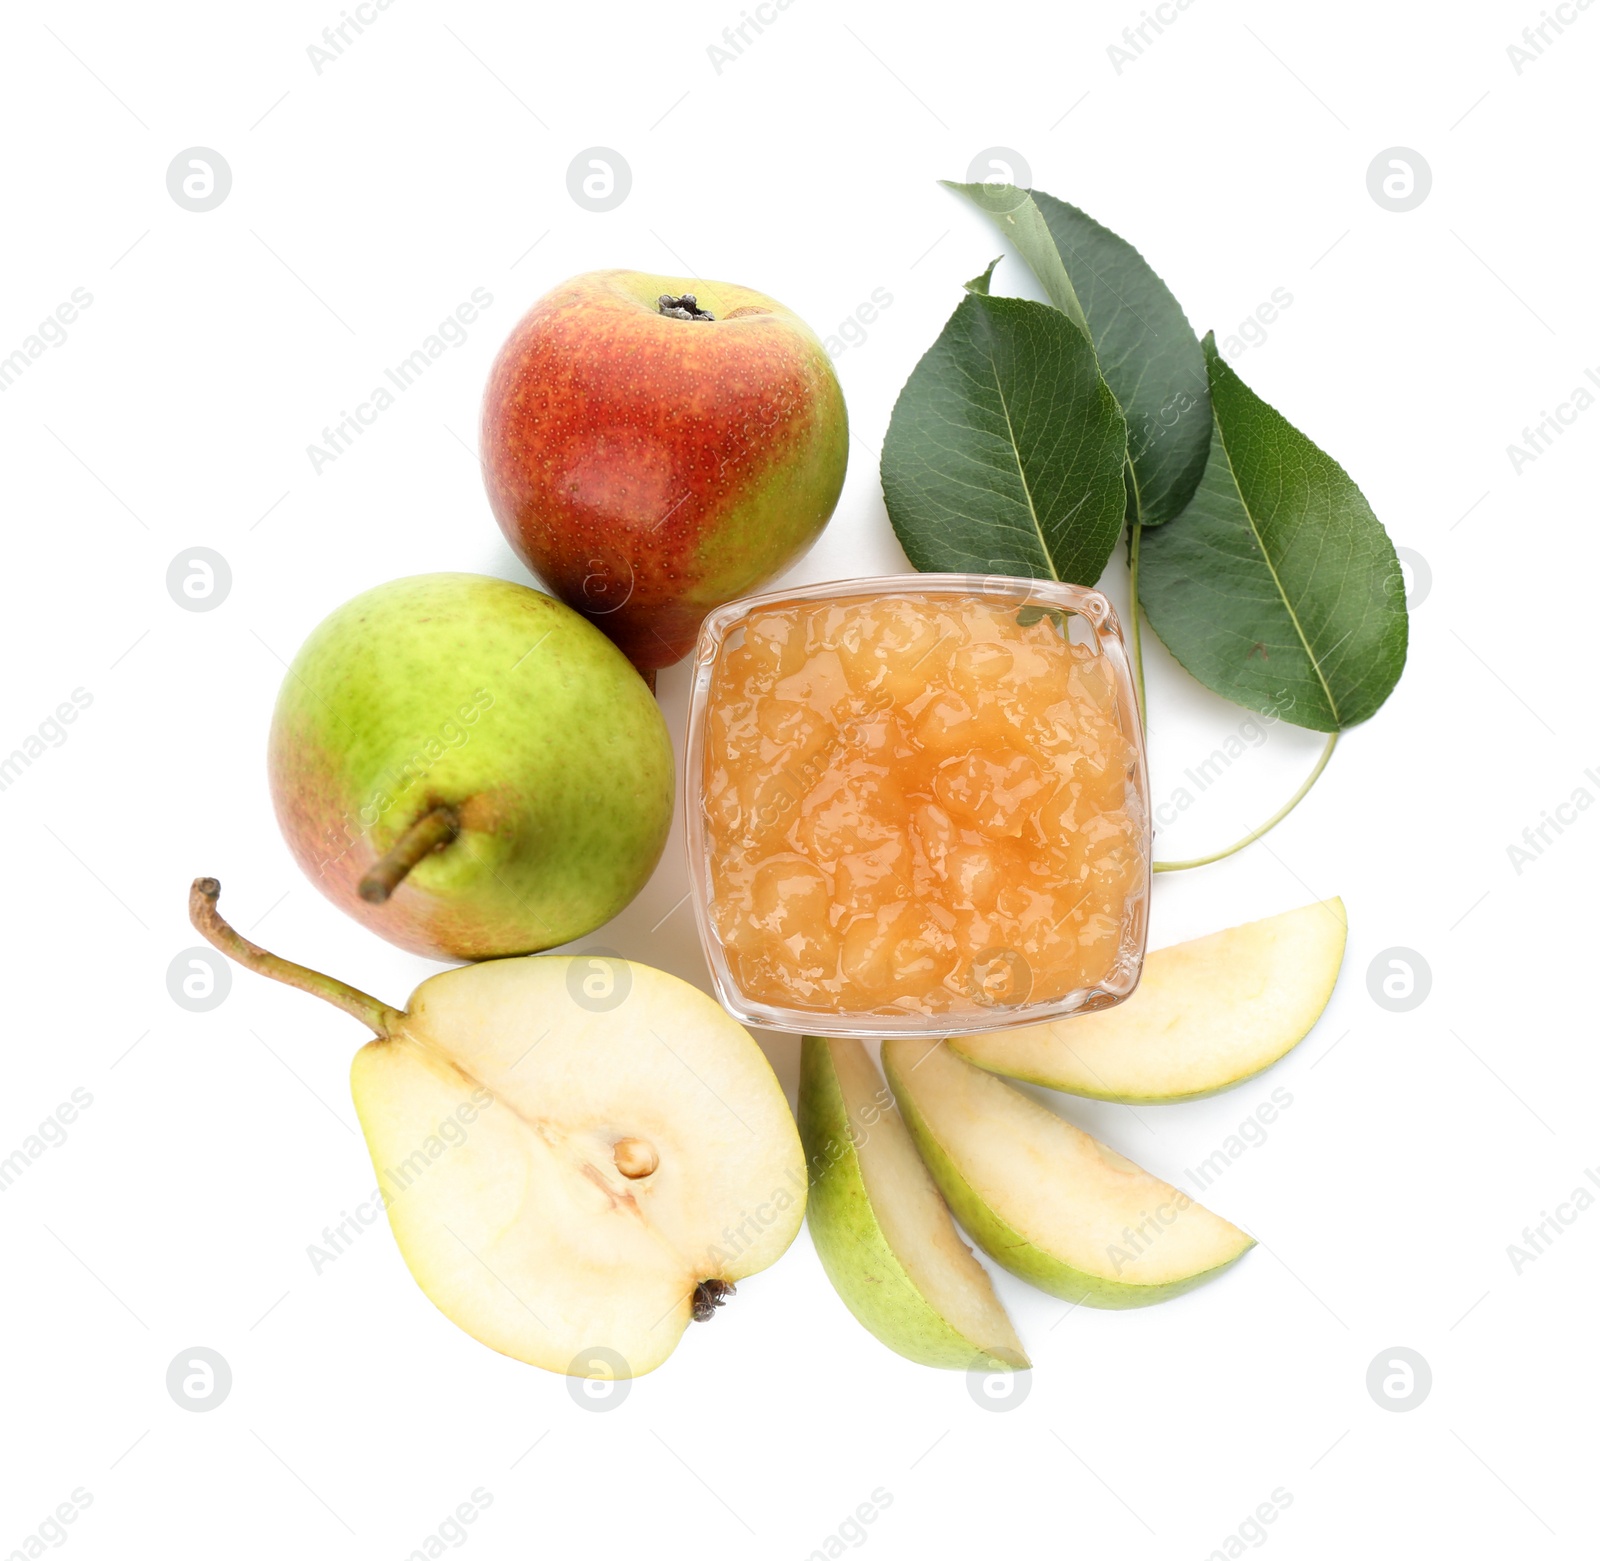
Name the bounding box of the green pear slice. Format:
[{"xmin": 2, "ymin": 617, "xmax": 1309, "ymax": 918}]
[
  {"xmin": 798, "ymin": 1036, "xmax": 1027, "ymax": 1371},
  {"xmin": 950, "ymin": 899, "xmax": 1346, "ymax": 1103},
  {"xmin": 189, "ymin": 879, "xmax": 804, "ymax": 1378},
  {"xmin": 883, "ymin": 1038, "xmax": 1253, "ymax": 1307}
]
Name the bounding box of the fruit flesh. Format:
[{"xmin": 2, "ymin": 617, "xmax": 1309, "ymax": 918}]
[
  {"xmin": 482, "ymin": 270, "xmax": 848, "ymax": 670},
  {"xmin": 269, "ymin": 573, "xmax": 673, "ymax": 960},
  {"xmin": 799, "ymin": 1037, "xmax": 1026, "ymax": 1369},
  {"xmin": 884, "ymin": 1038, "xmax": 1253, "ymax": 1306},
  {"xmin": 703, "ymin": 593, "xmax": 1146, "ymax": 1016},
  {"xmin": 951, "ymin": 899, "xmax": 1347, "ymax": 1101},
  {"xmin": 351, "ymin": 956, "xmax": 806, "ymax": 1376}
]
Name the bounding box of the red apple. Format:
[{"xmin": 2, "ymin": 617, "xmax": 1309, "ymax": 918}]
[{"xmin": 480, "ymin": 270, "xmax": 848, "ymax": 672}]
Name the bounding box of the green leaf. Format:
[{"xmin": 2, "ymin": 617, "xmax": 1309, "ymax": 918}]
[
  {"xmin": 964, "ymin": 256, "xmax": 1003, "ymax": 295},
  {"xmin": 1015, "ymin": 605, "xmax": 1070, "ymax": 637},
  {"xmin": 880, "ymin": 293, "xmax": 1128, "ymax": 585},
  {"xmin": 944, "ymin": 181, "xmax": 1210, "ymax": 525},
  {"xmin": 1138, "ymin": 337, "xmax": 1408, "ymax": 732},
  {"xmin": 941, "ymin": 182, "xmax": 1090, "ymax": 336}
]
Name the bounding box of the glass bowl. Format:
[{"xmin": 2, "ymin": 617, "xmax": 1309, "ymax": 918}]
[{"xmin": 683, "ymin": 574, "xmax": 1151, "ymax": 1038}]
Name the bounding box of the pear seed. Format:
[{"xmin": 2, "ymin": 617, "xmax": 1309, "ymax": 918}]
[{"xmin": 613, "ymin": 1138, "xmax": 659, "ymax": 1179}]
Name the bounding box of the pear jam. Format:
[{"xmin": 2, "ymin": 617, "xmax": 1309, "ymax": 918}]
[{"xmin": 700, "ymin": 592, "xmax": 1146, "ymax": 1017}]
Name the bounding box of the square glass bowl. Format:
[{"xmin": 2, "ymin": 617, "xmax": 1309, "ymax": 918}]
[{"xmin": 683, "ymin": 574, "xmax": 1151, "ymax": 1038}]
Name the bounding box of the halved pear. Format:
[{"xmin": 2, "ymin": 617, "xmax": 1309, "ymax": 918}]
[
  {"xmin": 883, "ymin": 1038, "xmax": 1253, "ymax": 1307},
  {"xmin": 798, "ymin": 1036, "xmax": 1027, "ymax": 1371},
  {"xmin": 191, "ymin": 879, "xmax": 804, "ymax": 1377},
  {"xmin": 950, "ymin": 899, "xmax": 1346, "ymax": 1103}
]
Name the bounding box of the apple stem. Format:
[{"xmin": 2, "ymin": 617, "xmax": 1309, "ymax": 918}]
[
  {"xmin": 359, "ymin": 805, "xmax": 461, "ymax": 904},
  {"xmin": 188, "ymin": 877, "xmax": 403, "ymax": 1036}
]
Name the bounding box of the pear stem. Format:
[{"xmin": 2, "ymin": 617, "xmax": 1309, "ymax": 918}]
[
  {"xmin": 358, "ymin": 804, "xmax": 460, "ymax": 904},
  {"xmin": 188, "ymin": 877, "xmax": 402, "ymax": 1036}
]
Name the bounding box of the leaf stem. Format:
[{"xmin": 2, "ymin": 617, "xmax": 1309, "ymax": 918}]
[
  {"xmin": 1127, "ymin": 520, "xmax": 1147, "ymax": 726},
  {"xmin": 1152, "ymin": 731, "xmax": 1339, "ymax": 873}
]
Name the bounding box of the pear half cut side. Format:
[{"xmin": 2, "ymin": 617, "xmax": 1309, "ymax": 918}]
[
  {"xmin": 355, "ymin": 955, "xmax": 807, "ymax": 1377},
  {"xmin": 950, "ymin": 899, "xmax": 1347, "ymax": 1103},
  {"xmin": 189, "ymin": 879, "xmax": 805, "ymax": 1378},
  {"xmin": 799, "ymin": 1036, "xmax": 1027, "ymax": 1371},
  {"xmin": 884, "ymin": 1038, "xmax": 1253, "ymax": 1308}
]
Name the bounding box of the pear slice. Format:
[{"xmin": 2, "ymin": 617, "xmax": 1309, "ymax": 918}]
[
  {"xmin": 950, "ymin": 899, "xmax": 1346, "ymax": 1103},
  {"xmin": 883, "ymin": 1038, "xmax": 1253, "ymax": 1307},
  {"xmin": 798, "ymin": 1036, "xmax": 1027, "ymax": 1371},
  {"xmin": 191, "ymin": 879, "xmax": 804, "ymax": 1377}
]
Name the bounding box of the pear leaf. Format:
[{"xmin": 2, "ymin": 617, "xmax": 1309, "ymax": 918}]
[
  {"xmin": 942, "ymin": 181, "xmax": 1090, "ymax": 336},
  {"xmin": 880, "ymin": 292, "xmax": 1128, "ymax": 586},
  {"xmin": 1137, "ymin": 337, "xmax": 1408, "ymax": 731},
  {"xmin": 964, "ymin": 257, "xmax": 1003, "ymax": 295},
  {"xmin": 1015, "ymin": 605, "xmax": 1070, "ymax": 638},
  {"xmin": 945, "ymin": 181, "xmax": 1210, "ymax": 525}
]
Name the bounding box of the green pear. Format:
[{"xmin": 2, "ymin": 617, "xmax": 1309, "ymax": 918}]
[
  {"xmin": 190, "ymin": 880, "xmax": 805, "ymax": 1377},
  {"xmin": 799, "ymin": 1036, "xmax": 1027, "ymax": 1371},
  {"xmin": 268, "ymin": 573, "xmax": 674, "ymax": 960},
  {"xmin": 950, "ymin": 900, "xmax": 1346, "ymax": 1102},
  {"xmin": 884, "ymin": 1039, "xmax": 1253, "ymax": 1307}
]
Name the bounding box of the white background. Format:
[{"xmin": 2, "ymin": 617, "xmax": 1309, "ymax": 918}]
[{"xmin": 1, "ymin": 1, "xmax": 1594, "ymax": 1556}]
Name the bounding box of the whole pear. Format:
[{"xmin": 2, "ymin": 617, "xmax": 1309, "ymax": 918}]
[
  {"xmin": 481, "ymin": 270, "xmax": 848, "ymax": 672},
  {"xmin": 269, "ymin": 572, "xmax": 673, "ymax": 960}
]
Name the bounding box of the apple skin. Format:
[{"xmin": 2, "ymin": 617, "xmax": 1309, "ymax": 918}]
[
  {"xmin": 268, "ymin": 573, "xmax": 673, "ymax": 960},
  {"xmin": 481, "ymin": 270, "xmax": 848, "ymax": 671}
]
